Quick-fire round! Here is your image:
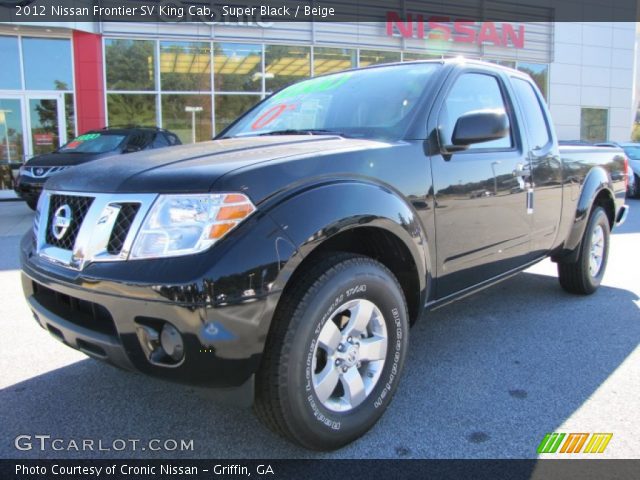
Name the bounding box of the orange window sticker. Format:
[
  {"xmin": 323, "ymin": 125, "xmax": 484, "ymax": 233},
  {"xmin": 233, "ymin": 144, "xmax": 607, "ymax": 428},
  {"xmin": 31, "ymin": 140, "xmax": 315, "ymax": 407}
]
[{"xmin": 251, "ymin": 104, "xmax": 297, "ymax": 130}]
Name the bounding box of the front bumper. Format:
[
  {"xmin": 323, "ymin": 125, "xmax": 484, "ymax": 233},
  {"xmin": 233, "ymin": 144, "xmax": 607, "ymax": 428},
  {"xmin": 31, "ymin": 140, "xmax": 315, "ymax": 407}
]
[
  {"xmin": 19, "ymin": 214, "xmax": 296, "ymax": 390},
  {"xmin": 14, "ymin": 175, "xmax": 45, "ymax": 201}
]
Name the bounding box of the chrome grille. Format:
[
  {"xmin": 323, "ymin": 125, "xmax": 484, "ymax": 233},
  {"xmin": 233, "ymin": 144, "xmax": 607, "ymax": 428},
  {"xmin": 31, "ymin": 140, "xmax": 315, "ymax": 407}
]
[
  {"xmin": 35, "ymin": 191, "xmax": 157, "ymax": 270},
  {"xmin": 107, "ymin": 203, "xmax": 141, "ymax": 255},
  {"xmin": 45, "ymin": 194, "xmax": 94, "ymax": 250}
]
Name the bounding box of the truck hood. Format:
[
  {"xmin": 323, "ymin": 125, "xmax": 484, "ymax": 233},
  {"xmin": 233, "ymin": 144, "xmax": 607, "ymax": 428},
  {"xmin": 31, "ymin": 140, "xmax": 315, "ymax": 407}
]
[
  {"xmin": 25, "ymin": 151, "xmax": 117, "ymax": 167},
  {"xmin": 45, "ymin": 135, "xmax": 388, "ymax": 194}
]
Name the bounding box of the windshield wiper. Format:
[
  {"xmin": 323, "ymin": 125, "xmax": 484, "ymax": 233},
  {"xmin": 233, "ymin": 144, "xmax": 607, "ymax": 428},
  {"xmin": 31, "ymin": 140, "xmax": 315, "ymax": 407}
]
[{"xmin": 258, "ymin": 129, "xmax": 346, "ymax": 137}]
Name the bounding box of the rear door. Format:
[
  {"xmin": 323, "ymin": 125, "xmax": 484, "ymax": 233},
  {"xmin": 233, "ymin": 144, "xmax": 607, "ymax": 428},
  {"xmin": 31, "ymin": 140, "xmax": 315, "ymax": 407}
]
[
  {"xmin": 509, "ymin": 76, "xmax": 563, "ymax": 255},
  {"xmin": 429, "ymin": 68, "xmax": 532, "ymax": 298}
]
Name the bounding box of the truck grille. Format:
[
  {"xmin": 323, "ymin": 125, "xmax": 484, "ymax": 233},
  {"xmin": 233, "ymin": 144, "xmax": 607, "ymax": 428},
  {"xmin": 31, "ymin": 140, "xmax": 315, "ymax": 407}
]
[
  {"xmin": 107, "ymin": 203, "xmax": 141, "ymax": 255},
  {"xmin": 35, "ymin": 191, "xmax": 156, "ymax": 269},
  {"xmin": 45, "ymin": 194, "xmax": 94, "ymax": 250}
]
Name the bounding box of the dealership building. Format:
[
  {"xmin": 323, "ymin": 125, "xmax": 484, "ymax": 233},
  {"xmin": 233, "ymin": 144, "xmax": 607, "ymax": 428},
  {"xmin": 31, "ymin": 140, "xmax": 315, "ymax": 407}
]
[{"xmin": 0, "ymin": 18, "xmax": 637, "ymax": 191}]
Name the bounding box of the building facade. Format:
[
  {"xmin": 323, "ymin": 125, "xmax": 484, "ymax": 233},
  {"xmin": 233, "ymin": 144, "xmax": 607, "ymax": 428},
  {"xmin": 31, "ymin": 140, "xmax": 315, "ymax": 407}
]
[{"xmin": 0, "ymin": 20, "xmax": 637, "ymax": 190}]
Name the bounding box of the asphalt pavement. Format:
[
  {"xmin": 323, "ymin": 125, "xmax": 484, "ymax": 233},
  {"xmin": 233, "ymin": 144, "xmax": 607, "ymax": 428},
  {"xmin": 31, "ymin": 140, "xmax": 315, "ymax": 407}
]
[{"xmin": 0, "ymin": 199, "xmax": 638, "ymax": 459}]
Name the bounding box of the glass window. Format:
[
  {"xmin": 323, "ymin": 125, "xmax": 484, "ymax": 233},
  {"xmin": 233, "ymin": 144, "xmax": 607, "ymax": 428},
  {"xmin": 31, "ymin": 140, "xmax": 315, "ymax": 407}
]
[
  {"xmin": 160, "ymin": 41, "xmax": 211, "ymax": 92},
  {"xmin": 215, "ymin": 95, "xmax": 262, "ymax": 134},
  {"xmin": 22, "ymin": 38, "xmax": 73, "ymax": 90},
  {"xmin": 581, "ymin": 108, "xmax": 608, "ymax": 143},
  {"xmin": 0, "ymin": 36, "xmax": 21, "ymax": 89},
  {"xmin": 60, "ymin": 133, "xmax": 126, "ymax": 153},
  {"xmin": 64, "ymin": 93, "xmax": 75, "ymax": 140},
  {"xmin": 402, "ymin": 52, "xmax": 442, "ymax": 62},
  {"xmin": 439, "ymin": 73, "xmax": 512, "ymax": 149},
  {"xmin": 29, "ymin": 98, "xmax": 60, "ymax": 156},
  {"xmin": 517, "ymin": 62, "xmax": 548, "ymax": 100},
  {"xmin": 127, "ymin": 132, "xmax": 153, "ymax": 150},
  {"xmin": 265, "ymin": 45, "xmax": 311, "ymax": 91},
  {"xmin": 161, "ymin": 94, "xmax": 212, "ymax": 143},
  {"xmin": 151, "ymin": 133, "xmax": 170, "ymax": 148},
  {"xmin": 313, "ymin": 47, "xmax": 356, "ymax": 75},
  {"xmin": 105, "ymin": 39, "xmax": 156, "ymax": 91},
  {"xmin": 214, "ymin": 43, "xmax": 262, "ymax": 92},
  {"xmin": 0, "ymin": 98, "xmax": 24, "ymax": 164},
  {"xmin": 359, "ymin": 50, "xmax": 401, "ymax": 67},
  {"xmin": 223, "ymin": 64, "xmax": 439, "ymax": 140},
  {"xmin": 512, "ymin": 78, "xmax": 551, "ymax": 149},
  {"xmin": 107, "ymin": 94, "xmax": 157, "ymax": 127}
]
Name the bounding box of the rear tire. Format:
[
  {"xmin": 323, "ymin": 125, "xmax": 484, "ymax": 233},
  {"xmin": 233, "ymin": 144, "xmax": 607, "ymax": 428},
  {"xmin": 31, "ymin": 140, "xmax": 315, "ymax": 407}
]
[
  {"xmin": 557, "ymin": 206, "xmax": 610, "ymax": 295},
  {"xmin": 254, "ymin": 253, "xmax": 409, "ymax": 450}
]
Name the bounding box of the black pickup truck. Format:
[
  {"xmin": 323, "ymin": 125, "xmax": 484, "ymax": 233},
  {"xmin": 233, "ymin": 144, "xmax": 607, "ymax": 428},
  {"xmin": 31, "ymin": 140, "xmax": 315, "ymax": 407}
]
[{"xmin": 20, "ymin": 59, "xmax": 629, "ymax": 450}]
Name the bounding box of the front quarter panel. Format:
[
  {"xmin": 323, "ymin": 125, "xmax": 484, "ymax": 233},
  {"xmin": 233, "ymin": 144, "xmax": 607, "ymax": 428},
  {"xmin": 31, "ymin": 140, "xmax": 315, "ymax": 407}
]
[{"xmin": 266, "ymin": 181, "xmax": 430, "ymax": 303}]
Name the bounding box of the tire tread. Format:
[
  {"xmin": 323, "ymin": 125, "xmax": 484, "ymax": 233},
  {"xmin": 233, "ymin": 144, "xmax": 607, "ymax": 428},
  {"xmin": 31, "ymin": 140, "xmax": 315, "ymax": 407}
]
[{"xmin": 254, "ymin": 252, "xmax": 405, "ymax": 448}]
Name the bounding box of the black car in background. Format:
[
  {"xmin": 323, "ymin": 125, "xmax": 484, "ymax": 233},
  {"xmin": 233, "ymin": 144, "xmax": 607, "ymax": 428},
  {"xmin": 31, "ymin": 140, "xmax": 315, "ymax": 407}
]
[{"xmin": 15, "ymin": 126, "xmax": 181, "ymax": 209}]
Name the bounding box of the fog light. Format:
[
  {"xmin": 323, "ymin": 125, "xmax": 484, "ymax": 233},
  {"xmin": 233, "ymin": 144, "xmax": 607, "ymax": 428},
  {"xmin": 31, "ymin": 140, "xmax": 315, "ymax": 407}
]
[{"xmin": 160, "ymin": 323, "xmax": 184, "ymax": 362}]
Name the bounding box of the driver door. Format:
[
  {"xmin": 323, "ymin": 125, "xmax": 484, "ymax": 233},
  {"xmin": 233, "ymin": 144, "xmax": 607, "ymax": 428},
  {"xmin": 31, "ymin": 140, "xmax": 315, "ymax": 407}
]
[{"xmin": 430, "ymin": 70, "xmax": 532, "ymax": 298}]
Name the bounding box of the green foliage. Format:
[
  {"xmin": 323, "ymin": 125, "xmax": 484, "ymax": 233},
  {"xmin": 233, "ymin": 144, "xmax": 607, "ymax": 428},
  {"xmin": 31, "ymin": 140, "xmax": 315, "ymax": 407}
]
[{"xmin": 105, "ymin": 39, "xmax": 155, "ymax": 90}]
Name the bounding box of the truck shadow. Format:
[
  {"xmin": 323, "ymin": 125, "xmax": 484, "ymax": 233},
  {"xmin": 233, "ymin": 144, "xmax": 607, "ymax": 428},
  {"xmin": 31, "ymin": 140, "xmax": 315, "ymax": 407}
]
[{"xmin": 1, "ymin": 272, "xmax": 639, "ymax": 459}]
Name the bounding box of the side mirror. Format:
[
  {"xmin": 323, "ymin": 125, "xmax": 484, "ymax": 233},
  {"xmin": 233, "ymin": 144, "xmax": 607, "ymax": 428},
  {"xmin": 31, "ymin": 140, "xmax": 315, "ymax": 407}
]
[{"xmin": 445, "ymin": 110, "xmax": 509, "ymax": 152}]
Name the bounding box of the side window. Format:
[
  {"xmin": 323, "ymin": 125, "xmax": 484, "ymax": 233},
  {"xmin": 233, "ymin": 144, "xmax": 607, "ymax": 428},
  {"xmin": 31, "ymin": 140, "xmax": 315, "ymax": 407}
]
[
  {"xmin": 439, "ymin": 73, "xmax": 512, "ymax": 150},
  {"xmin": 151, "ymin": 133, "xmax": 170, "ymax": 148},
  {"xmin": 127, "ymin": 132, "xmax": 152, "ymax": 151},
  {"xmin": 511, "ymin": 78, "xmax": 552, "ymax": 149}
]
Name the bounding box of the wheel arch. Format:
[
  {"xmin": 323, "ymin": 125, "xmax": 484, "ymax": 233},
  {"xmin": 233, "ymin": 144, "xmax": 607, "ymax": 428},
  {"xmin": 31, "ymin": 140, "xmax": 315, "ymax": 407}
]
[
  {"xmin": 266, "ymin": 181, "xmax": 431, "ymax": 326},
  {"xmin": 554, "ymin": 166, "xmax": 615, "ymax": 263}
]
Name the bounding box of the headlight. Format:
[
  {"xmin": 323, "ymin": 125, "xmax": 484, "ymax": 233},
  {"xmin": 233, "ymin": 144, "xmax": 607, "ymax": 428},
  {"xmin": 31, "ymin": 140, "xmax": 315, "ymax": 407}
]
[{"xmin": 130, "ymin": 193, "xmax": 255, "ymax": 259}]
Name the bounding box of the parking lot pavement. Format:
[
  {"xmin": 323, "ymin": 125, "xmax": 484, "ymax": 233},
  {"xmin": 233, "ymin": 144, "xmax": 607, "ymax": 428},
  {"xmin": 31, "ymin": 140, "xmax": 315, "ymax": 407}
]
[{"xmin": 0, "ymin": 199, "xmax": 639, "ymax": 459}]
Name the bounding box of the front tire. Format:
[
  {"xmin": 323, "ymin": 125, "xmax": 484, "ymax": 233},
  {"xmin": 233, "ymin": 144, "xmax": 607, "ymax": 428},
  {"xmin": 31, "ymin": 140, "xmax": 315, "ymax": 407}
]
[
  {"xmin": 557, "ymin": 206, "xmax": 610, "ymax": 295},
  {"xmin": 255, "ymin": 253, "xmax": 409, "ymax": 450}
]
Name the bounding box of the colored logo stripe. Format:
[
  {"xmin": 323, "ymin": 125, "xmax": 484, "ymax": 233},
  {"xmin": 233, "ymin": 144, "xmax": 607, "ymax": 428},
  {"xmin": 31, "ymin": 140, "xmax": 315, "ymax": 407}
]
[
  {"xmin": 559, "ymin": 433, "xmax": 589, "ymax": 453},
  {"xmin": 583, "ymin": 433, "xmax": 613, "ymax": 453},
  {"xmin": 538, "ymin": 433, "xmax": 613, "ymax": 454},
  {"xmin": 537, "ymin": 433, "xmax": 565, "ymax": 453}
]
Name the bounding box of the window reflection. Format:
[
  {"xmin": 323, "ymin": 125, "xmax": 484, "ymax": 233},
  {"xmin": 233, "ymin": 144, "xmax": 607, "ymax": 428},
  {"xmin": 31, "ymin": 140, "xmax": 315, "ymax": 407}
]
[
  {"xmin": 517, "ymin": 62, "xmax": 548, "ymax": 100},
  {"xmin": 22, "ymin": 38, "xmax": 72, "ymax": 91},
  {"xmin": 65, "ymin": 93, "xmax": 75, "ymax": 140},
  {"xmin": 162, "ymin": 95, "xmax": 212, "ymax": 143},
  {"xmin": 106, "ymin": 39, "xmax": 155, "ymax": 91},
  {"xmin": 265, "ymin": 45, "xmax": 311, "ymax": 91},
  {"xmin": 402, "ymin": 52, "xmax": 442, "ymax": 62},
  {"xmin": 160, "ymin": 41, "xmax": 211, "ymax": 92},
  {"xmin": 313, "ymin": 47, "xmax": 356, "ymax": 75},
  {"xmin": 107, "ymin": 94, "xmax": 156, "ymax": 126},
  {"xmin": 0, "ymin": 99, "xmax": 23, "ymax": 164},
  {"xmin": 0, "ymin": 36, "xmax": 21, "ymax": 89},
  {"xmin": 359, "ymin": 50, "xmax": 401, "ymax": 67},
  {"xmin": 215, "ymin": 95, "xmax": 261, "ymax": 134},
  {"xmin": 214, "ymin": 43, "xmax": 262, "ymax": 92}
]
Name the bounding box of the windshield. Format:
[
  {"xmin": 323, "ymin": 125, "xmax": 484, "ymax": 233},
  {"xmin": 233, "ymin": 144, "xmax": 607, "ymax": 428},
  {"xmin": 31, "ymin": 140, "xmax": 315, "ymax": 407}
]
[
  {"xmin": 222, "ymin": 63, "xmax": 440, "ymax": 140},
  {"xmin": 59, "ymin": 133, "xmax": 125, "ymax": 153},
  {"xmin": 622, "ymin": 146, "xmax": 640, "ymax": 160}
]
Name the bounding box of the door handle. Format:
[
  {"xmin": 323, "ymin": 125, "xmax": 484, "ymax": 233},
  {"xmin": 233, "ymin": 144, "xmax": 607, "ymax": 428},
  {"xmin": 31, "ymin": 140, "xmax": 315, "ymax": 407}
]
[{"xmin": 514, "ymin": 163, "xmax": 531, "ymax": 177}]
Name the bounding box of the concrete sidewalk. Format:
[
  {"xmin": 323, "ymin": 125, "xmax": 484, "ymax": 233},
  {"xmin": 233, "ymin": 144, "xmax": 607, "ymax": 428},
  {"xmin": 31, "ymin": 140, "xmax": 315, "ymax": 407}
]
[{"xmin": 0, "ymin": 201, "xmax": 33, "ymax": 238}]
